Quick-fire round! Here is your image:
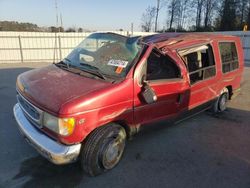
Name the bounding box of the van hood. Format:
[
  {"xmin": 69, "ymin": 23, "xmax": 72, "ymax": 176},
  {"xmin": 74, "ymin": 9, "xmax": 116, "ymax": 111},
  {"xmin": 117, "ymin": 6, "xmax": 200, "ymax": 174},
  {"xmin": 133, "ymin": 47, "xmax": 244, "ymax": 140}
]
[{"xmin": 17, "ymin": 65, "xmax": 112, "ymax": 114}]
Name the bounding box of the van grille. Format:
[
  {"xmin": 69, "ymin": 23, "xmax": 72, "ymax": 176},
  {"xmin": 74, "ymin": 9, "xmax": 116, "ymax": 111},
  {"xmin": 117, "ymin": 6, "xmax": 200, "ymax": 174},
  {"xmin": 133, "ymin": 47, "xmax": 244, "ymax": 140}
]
[{"xmin": 17, "ymin": 93, "xmax": 43, "ymax": 127}]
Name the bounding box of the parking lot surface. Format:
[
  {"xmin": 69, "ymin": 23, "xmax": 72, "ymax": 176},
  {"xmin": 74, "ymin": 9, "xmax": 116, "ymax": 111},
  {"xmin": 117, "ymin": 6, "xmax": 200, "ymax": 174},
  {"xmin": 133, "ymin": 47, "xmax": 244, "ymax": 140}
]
[{"xmin": 1, "ymin": 63, "xmax": 250, "ymax": 188}]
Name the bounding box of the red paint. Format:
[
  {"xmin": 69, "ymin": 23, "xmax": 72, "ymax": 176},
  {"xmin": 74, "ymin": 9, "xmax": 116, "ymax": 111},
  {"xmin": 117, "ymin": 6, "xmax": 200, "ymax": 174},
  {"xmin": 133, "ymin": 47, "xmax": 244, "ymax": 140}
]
[{"xmin": 17, "ymin": 33, "xmax": 244, "ymax": 145}]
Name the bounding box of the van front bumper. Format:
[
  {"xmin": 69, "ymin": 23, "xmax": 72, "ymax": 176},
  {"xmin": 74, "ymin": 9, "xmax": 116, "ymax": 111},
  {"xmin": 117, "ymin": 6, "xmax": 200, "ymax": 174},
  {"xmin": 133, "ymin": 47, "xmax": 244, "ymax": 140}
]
[{"xmin": 13, "ymin": 103, "xmax": 81, "ymax": 165}]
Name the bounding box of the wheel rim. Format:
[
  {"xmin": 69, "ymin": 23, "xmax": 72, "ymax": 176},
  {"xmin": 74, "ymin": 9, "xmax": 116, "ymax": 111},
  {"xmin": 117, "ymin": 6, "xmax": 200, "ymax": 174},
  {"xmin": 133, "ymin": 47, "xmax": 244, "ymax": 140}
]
[
  {"xmin": 219, "ymin": 93, "xmax": 228, "ymax": 112},
  {"xmin": 101, "ymin": 128, "xmax": 126, "ymax": 169}
]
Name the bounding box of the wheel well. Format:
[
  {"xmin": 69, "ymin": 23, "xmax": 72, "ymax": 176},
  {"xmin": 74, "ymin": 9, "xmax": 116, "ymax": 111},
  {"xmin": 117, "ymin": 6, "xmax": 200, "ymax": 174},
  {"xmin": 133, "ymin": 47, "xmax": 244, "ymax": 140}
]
[
  {"xmin": 114, "ymin": 120, "xmax": 139, "ymax": 138},
  {"xmin": 114, "ymin": 120, "xmax": 130, "ymax": 135},
  {"xmin": 82, "ymin": 121, "xmax": 131, "ymax": 144},
  {"xmin": 83, "ymin": 121, "xmax": 137, "ymax": 144},
  {"xmin": 226, "ymin": 85, "xmax": 233, "ymax": 100}
]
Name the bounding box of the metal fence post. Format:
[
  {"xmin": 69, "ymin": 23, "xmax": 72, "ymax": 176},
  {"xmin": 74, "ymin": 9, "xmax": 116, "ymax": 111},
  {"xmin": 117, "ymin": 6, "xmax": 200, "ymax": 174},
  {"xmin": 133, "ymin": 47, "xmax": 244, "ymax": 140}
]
[
  {"xmin": 58, "ymin": 35, "xmax": 62, "ymax": 61},
  {"xmin": 18, "ymin": 35, "xmax": 24, "ymax": 63}
]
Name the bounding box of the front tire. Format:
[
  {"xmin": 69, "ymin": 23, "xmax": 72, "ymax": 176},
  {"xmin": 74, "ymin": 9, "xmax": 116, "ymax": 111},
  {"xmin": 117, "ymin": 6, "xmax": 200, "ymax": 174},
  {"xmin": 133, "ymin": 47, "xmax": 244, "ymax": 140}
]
[{"xmin": 80, "ymin": 123, "xmax": 126, "ymax": 176}]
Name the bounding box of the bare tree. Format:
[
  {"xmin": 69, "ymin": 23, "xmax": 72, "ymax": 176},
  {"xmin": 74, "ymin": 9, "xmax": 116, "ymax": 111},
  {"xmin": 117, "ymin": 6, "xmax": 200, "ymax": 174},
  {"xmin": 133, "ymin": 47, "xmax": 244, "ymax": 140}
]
[
  {"xmin": 176, "ymin": 0, "xmax": 190, "ymax": 29},
  {"xmin": 220, "ymin": 0, "xmax": 237, "ymax": 31},
  {"xmin": 237, "ymin": 0, "xmax": 249, "ymax": 26},
  {"xmin": 193, "ymin": 0, "xmax": 204, "ymax": 29},
  {"xmin": 203, "ymin": 0, "xmax": 218, "ymax": 29},
  {"xmin": 155, "ymin": 0, "xmax": 160, "ymax": 32},
  {"xmin": 168, "ymin": 0, "xmax": 179, "ymax": 30},
  {"xmin": 143, "ymin": 0, "xmax": 250, "ymax": 31},
  {"xmin": 141, "ymin": 6, "xmax": 156, "ymax": 32},
  {"xmin": 155, "ymin": 0, "xmax": 163, "ymax": 32},
  {"xmin": 155, "ymin": 0, "xmax": 168, "ymax": 31}
]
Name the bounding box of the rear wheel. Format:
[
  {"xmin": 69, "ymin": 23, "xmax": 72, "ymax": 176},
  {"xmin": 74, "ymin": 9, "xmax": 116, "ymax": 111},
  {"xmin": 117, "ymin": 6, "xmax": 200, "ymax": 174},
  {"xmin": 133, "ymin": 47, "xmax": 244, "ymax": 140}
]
[
  {"xmin": 80, "ymin": 123, "xmax": 126, "ymax": 176},
  {"xmin": 212, "ymin": 88, "xmax": 229, "ymax": 113}
]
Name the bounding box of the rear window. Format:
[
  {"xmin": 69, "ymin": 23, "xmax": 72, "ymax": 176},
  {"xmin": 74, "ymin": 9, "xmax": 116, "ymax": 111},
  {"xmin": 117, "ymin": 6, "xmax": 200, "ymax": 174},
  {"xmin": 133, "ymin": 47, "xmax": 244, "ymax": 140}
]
[{"xmin": 219, "ymin": 42, "xmax": 239, "ymax": 73}]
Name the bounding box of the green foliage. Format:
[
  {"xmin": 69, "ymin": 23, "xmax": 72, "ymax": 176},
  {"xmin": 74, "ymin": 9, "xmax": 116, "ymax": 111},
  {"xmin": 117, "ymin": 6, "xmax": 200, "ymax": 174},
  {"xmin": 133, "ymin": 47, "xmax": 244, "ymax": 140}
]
[
  {"xmin": 0, "ymin": 21, "xmax": 40, "ymax": 31},
  {"xmin": 49, "ymin": 26, "xmax": 64, "ymax": 32},
  {"xmin": 65, "ymin": 27, "xmax": 76, "ymax": 32},
  {"xmin": 0, "ymin": 21, "xmax": 80, "ymax": 33}
]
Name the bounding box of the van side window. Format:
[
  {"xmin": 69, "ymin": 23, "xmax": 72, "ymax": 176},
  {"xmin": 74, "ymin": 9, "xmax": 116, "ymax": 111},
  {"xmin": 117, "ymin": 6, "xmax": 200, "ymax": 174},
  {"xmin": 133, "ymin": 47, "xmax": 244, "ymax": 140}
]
[
  {"xmin": 146, "ymin": 48, "xmax": 181, "ymax": 81},
  {"xmin": 180, "ymin": 45, "xmax": 216, "ymax": 85},
  {"xmin": 219, "ymin": 42, "xmax": 239, "ymax": 73}
]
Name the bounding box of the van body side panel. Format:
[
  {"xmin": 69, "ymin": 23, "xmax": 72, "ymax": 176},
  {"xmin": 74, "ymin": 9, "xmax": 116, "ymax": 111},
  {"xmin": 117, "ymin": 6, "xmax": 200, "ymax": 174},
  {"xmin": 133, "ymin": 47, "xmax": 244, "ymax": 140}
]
[
  {"xmin": 58, "ymin": 78, "xmax": 134, "ymax": 144},
  {"xmin": 215, "ymin": 38, "xmax": 244, "ymax": 96}
]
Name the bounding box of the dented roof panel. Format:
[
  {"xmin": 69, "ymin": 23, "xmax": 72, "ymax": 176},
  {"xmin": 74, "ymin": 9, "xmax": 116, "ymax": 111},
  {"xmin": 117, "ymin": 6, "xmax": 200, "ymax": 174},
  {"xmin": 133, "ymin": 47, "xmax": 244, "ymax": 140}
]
[{"xmin": 140, "ymin": 33, "xmax": 240, "ymax": 50}]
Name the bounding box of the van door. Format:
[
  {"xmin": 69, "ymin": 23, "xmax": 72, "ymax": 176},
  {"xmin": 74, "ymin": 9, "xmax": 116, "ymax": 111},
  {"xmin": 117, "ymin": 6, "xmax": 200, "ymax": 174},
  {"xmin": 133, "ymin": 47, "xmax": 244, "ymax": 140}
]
[
  {"xmin": 179, "ymin": 44, "xmax": 217, "ymax": 110},
  {"xmin": 133, "ymin": 47, "xmax": 189, "ymax": 124}
]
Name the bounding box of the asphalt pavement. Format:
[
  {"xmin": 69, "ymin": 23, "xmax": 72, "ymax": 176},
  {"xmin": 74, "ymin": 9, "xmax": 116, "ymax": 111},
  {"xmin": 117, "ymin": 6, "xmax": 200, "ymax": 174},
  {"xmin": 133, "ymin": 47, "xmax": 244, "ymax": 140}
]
[{"xmin": 1, "ymin": 63, "xmax": 250, "ymax": 188}]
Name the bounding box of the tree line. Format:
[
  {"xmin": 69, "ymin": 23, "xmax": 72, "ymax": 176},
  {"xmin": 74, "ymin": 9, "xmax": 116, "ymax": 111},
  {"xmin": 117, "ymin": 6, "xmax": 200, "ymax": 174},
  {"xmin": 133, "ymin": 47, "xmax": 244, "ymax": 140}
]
[
  {"xmin": 141, "ymin": 0, "xmax": 250, "ymax": 32},
  {"xmin": 0, "ymin": 21, "xmax": 86, "ymax": 32}
]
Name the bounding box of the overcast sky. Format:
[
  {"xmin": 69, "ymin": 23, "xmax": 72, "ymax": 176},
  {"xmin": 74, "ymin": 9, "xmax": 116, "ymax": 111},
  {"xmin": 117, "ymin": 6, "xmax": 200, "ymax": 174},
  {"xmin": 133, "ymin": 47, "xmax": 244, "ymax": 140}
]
[{"xmin": 0, "ymin": 0, "xmax": 167, "ymax": 31}]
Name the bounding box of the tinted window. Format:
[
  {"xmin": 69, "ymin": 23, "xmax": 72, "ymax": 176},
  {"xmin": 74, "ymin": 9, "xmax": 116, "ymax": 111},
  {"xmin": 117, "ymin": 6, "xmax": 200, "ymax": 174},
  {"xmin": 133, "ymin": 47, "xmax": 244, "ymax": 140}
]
[
  {"xmin": 181, "ymin": 45, "xmax": 216, "ymax": 85},
  {"xmin": 219, "ymin": 42, "xmax": 239, "ymax": 73},
  {"xmin": 146, "ymin": 49, "xmax": 181, "ymax": 81}
]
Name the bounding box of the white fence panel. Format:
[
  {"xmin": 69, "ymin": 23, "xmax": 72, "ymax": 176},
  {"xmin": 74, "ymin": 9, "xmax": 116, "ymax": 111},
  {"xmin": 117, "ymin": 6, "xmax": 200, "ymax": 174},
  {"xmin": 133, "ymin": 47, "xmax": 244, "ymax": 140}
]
[
  {"xmin": 0, "ymin": 31, "xmax": 155, "ymax": 63},
  {"xmin": 0, "ymin": 31, "xmax": 249, "ymax": 64},
  {"xmin": 0, "ymin": 32, "xmax": 90, "ymax": 63}
]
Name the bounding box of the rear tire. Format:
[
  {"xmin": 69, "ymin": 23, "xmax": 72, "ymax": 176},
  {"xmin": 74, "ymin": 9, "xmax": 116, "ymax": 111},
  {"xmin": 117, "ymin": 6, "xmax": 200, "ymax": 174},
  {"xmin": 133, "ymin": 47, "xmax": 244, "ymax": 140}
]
[
  {"xmin": 80, "ymin": 123, "xmax": 126, "ymax": 176},
  {"xmin": 212, "ymin": 88, "xmax": 229, "ymax": 113}
]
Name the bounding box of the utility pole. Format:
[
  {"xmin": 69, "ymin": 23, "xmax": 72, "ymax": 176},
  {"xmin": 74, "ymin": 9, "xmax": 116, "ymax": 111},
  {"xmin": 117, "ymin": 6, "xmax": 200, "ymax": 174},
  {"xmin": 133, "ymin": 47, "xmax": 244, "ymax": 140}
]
[
  {"xmin": 55, "ymin": 0, "xmax": 59, "ymax": 32},
  {"xmin": 54, "ymin": 0, "xmax": 60, "ymax": 62},
  {"xmin": 60, "ymin": 13, "xmax": 63, "ymax": 31},
  {"xmin": 155, "ymin": 0, "xmax": 160, "ymax": 32}
]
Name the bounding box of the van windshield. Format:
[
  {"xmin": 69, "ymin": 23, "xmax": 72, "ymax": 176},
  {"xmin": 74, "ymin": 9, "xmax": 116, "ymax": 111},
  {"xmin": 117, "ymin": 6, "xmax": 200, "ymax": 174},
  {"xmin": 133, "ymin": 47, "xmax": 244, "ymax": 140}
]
[{"xmin": 62, "ymin": 33, "xmax": 142, "ymax": 79}]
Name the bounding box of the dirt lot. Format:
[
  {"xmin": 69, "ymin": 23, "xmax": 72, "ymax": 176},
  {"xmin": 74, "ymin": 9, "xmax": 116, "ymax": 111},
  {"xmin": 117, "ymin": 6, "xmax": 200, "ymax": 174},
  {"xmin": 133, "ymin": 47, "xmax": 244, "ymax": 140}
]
[{"xmin": 1, "ymin": 63, "xmax": 250, "ymax": 188}]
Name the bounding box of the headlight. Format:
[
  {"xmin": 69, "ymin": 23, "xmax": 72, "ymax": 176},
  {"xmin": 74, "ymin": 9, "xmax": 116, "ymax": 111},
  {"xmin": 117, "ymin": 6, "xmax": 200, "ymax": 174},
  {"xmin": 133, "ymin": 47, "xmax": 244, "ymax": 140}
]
[{"xmin": 43, "ymin": 112, "xmax": 75, "ymax": 136}]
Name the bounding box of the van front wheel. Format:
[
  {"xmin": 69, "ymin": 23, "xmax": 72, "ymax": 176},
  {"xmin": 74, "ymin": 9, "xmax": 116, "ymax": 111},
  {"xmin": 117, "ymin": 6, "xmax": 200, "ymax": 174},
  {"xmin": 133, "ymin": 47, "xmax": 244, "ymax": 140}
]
[{"xmin": 80, "ymin": 123, "xmax": 126, "ymax": 176}]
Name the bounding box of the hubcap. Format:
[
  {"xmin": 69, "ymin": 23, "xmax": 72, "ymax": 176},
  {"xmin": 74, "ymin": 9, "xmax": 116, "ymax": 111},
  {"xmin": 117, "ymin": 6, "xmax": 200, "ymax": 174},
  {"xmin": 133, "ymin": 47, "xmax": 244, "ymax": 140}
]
[{"xmin": 102, "ymin": 129, "xmax": 126, "ymax": 169}]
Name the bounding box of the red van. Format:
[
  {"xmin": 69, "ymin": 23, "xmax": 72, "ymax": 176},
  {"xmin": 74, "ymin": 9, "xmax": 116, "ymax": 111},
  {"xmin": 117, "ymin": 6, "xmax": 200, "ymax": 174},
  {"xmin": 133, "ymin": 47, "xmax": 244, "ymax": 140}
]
[{"xmin": 14, "ymin": 32, "xmax": 244, "ymax": 176}]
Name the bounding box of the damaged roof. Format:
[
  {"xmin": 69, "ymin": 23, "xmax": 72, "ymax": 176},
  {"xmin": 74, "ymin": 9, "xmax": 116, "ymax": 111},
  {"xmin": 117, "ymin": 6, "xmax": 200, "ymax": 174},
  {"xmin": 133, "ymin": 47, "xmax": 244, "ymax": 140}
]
[{"xmin": 140, "ymin": 32, "xmax": 239, "ymax": 49}]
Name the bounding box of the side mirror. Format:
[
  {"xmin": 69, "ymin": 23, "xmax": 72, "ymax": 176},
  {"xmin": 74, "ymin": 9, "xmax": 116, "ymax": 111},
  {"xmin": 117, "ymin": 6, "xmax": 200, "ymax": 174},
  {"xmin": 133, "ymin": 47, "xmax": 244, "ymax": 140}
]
[{"xmin": 140, "ymin": 76, "xmax": 157, "ymax": 104}]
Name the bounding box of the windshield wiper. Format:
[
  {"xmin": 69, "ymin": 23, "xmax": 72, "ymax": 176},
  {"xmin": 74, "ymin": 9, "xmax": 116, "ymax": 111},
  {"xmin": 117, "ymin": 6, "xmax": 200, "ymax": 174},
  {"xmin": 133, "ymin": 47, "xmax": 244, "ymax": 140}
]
[
  {"xmin": 54, "ymin": 61, "xmax": 70, "ymax": 69},
  {"xmin": 63, "ymin": 58, "xmax": 72, "ymax": 68},
  {"xmin": 55, "ymin": 58, "xmax": 74, "ymax": 68},
  {"xmin": 79, "ymin": 63, "xmax": 107, "ymax": 80},
  {"xmin": 56, "ymin": 61, "xmax": 107, "ymax": 80}
]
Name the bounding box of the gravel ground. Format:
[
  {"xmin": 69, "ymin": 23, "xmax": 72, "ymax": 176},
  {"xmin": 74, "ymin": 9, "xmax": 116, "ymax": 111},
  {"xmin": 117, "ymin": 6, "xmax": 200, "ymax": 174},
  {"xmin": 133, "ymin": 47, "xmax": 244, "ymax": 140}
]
[{"xmin": 0, "ymin": 63, "xmax": 250, "ymax": 188}]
